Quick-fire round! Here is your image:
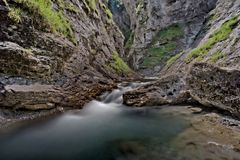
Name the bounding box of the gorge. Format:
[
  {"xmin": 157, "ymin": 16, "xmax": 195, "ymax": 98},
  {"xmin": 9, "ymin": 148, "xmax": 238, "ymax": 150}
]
[{"xmin": 0, "ymin": 0, "xmax": 240, "ymax": 159}]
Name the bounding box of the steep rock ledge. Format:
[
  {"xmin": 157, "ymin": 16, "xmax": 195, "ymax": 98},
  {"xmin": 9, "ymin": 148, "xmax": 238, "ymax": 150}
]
[
  {"xmin": 123, "ymin": 63, "xmax": 240, "ymax": 117},
  {"xmin": 123, "ymin": 0, "xmax": 240, "ymax": 117},
  {"xmin": 122, "ymin": 0, "xmax": 218, "ymax": 75},
  {"xmin": 0, "ymin": 0, "xmax": 133, "ymax": 114}
]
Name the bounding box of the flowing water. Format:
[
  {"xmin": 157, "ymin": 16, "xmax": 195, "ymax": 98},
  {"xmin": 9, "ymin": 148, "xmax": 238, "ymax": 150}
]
[{"xmin": 0, "ymin": 83, "xmax": 238, "ymax": 160}]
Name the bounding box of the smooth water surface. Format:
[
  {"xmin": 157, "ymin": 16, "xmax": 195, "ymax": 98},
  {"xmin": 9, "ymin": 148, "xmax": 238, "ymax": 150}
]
[{"xmin": 0, "ymin": 83, "xmax": 190, "ymax": 160}]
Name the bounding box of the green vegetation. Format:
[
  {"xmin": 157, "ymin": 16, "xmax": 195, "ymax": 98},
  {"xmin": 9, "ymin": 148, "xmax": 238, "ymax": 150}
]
[
  {"xmin": 143, "ymin": 24, "xmax": 183, "ymax": 68},
  {"xmin": 8, "ymin": 7, "xmax": 22, "ymax": 23},
  {"xmin": 99, "ymin": 2, "xmax": 112, "ymax": 23},
  {"xmin": 125, "ymin": 32, "xmax": 134, "ymax": 51},
  {"xmin": 185, "ymin": 16, "xmax": 239, "ymax": 63},
  {"xmin": 143, "ymin": 42, "xmax": 177, "ymax": 67},
  {"xmin": 152, "ymin": 24, "xmax": 184, "ymax": 44},
  {"xmin": 105, "ymin": 7, "xmax": 113, "ymax": 19},
  {"xmin": 136, "ymin": 0, "xmax": 144, "ymax": 14},
  {"xmin": 209, "ymin": 51, "xmax": 225, "ymax": 63},
  {"xmin": 15, "ymin": 0, "xmax": 73, "ymax": 39},
  {"xmin": 166, "ymin": 52, "xmax": 184, "ymax": 67},
  {"xmin": 110, "ymin": 51, "xmax": 130, "ymax": 73},
  {"xmin": 84, "ymin": 0, "xmax": 97, "ymax": 12},
  {"xmin": 55, "ymin": 0, "xmax": 79, "ymax": 13}
]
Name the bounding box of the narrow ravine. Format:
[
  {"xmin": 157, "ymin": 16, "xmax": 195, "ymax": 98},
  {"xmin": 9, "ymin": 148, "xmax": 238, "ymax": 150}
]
[{"xmin": 0, "ymin": 83, "xmax": 240, "ymax": 160}]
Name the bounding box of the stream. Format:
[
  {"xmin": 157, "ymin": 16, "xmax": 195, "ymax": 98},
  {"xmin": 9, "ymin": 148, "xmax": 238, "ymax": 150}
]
[{"xmin": 0, "ymin": 83, "xmax": 239, "ymax": 160}]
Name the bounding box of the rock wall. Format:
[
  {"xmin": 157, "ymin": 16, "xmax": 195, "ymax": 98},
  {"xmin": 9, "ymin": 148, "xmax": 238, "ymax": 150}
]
[
  {"xmin": 123, "ymin": 0, "xmax": 218, "ymax": 75},
  {"xmin": 0, "ymin": 0, "xmax": 131, "ymax": 111},
  {"xmin": 123, "ymin": 0, "xmax": 240, "ymax": 117},
  {"xmin": 161, "ymin": 0, "xmax": 240, "ymax": 75},
  {"xmin": 123, "ymin": 62, "xmax": 240, "ymax": 117}
]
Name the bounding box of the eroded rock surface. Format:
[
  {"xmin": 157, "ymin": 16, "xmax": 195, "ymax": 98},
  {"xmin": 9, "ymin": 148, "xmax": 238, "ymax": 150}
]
[
  {"xmin": 123, "ymin": 0, "xmax": 218, "ymax": 74},
  {"xmin": 123, "ymin": 63, "xmax": 240, "ymax": 117},
  {"xmin": 187, "ymin": 63, "xmax": 240, "ymax": 116},
  {"xmin": 123, "ymin": 75, "xmax": 190, "ymax": 106},
  {"xmin": 0, "ymin": 0, "xmax": 132, "ymax": 120}
]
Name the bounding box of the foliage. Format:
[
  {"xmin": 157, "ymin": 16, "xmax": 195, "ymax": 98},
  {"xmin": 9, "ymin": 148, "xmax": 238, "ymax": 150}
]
[
  {"xmin": 166, "ymin": 52, "xmax": 184, "ymax": 67},
  {"xmin": 143, "ymin": 42, "xmax": 177, "ymax": 67},
  {"xmin": 209, "ymin": 51, "xmax": 225, "ymax": 63},
  {"xmin": 152, "ymin": 24, "xmax": 183, "ymax": 45},
  {"xmin": 185, "ymin": 16, "xmax": 239, "ymax": 63},
  {"xmin": 85, "ymin": 0, "xmax": 97, "ymax": 12},
  {"xmin": 8, "ymin": 7, "xmax": 22, "ymax": 23},
  {"xmin": 100, "ymin": 2, "xmax": 113, "ymax": 23},
  {"xmin": 8, "ymin": 0, "xmax": 75, "ymax": 42},
  {"xmin": 125, "ymin": 32, "xmax": 134, "ymax": 50},
  {"xmin": 110, "ymin": 51, "xmax": 130, "ymax": 73},
  {"xmin": 142, "ymin": 24, "xmax": 183, "ymax": 68},
  {"xmin": 55, "ymin": 0, "xmax": 79, "ymax": 13}
]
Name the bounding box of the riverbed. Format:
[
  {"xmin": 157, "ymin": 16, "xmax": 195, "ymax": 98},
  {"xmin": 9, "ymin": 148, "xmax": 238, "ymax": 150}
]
[{"xmin": 0, "ymin": 83, "xmax": 239, "ymax": 160}]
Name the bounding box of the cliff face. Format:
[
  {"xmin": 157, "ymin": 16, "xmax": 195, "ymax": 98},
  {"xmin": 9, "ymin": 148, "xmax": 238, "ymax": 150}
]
[
  {"xmin": 123, "ymin": 0, "xmax": 218, "ymax": 75},
  {"xmin": 163, "ymin": 0, "xmax": 240, "ymax": 74},
  {"xmin": 0, "ymin": 0, "xmax": 131, "ymax": 111},
  {"xmin": 122, "ymin": 0, "xmax": 240, "ymax": 117}
]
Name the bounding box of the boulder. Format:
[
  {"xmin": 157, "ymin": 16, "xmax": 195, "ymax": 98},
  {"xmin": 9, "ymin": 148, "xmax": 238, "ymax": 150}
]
[{"xmin": 187, "ymin": 63, "xmax": 240, "ymax": 116}]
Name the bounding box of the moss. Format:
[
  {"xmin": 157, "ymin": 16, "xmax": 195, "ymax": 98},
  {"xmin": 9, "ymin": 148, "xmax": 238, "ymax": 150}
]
[
  {"xmin": 143, "ymin": 42, "xmax": 177, "ymax": 67},
  {"xmin": 87, "ymin": 0, "xmax": 97, "ymax": 11},
  {"xmin": 105, "ymin": 7, "xmax": 112, "ymax": 19},
  {"xmin": 185, "ymin": 16, "xmax": 239, "ymax": 63},
  {"xmin": 84, "ymin": 0, "xmax": 97, "ymax": 12},
  {"xmin": 55, "ymin": 0, "xmax": 79, "ymax": 13},
  {"xmin": 125, "ymin": 32, "xmax": 134, "ymax": 50},
  {"xmin": 8, "ymin": 7, "xmax": 22, "ymax": 23},
  {"xmin": 209, "ymin": 51, "xmax": 225, "ymax": 63},
  {"xmin": 110, "ymin": 51, "xmax": 130, "ymax": 73},
  {"xmin": 135, "ymin": 0, "xmax": 144, "ymax": 14},
  {"xmin": 166, "ymin": 52, "xmax": 184, "ymax": 67},
  {"xmin": 14, "ymin": 0, "xmax": 75, "ymax": 42},
  {"xmin": 152, "ymin": 24, "xmax": 184, "ymax": 45},
  {"xmin": 100, "ymin": 2, "xmax": 112, "ymax": 24}
]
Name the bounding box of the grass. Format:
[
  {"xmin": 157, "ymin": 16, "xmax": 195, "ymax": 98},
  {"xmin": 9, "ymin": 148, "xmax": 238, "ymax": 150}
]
[
  {"xmin": 152, "ymin": 24, "xmax": 183, "ymax": 45},
  {"xmin": 100, "ymin": 2, "xmax": 113, "ymax": 24},
  {"xmin": 8, "ymin": 7, "xmax": 22, "ymax": 23},
  {"xmin": 209, "ymin": 51, "xmax": 225, "ymax": 63},
  {"xmin": 142, "ymin": 24, "xmax": 183, "ymax": 68},
  {"xmin": 110, "ymin": 51, "xmax": 130, "ymax": 73},
  {"xmin": 185, "ymin": 16, "xmax": 239, "ymax": 63},
  {"xmin": 166, "ymin": 52, "xmax": 184, "ymax": 66},
  {"xmin": 55, "ymin": 0, "xmax": 79, "ymax": 13},
  {"xmin": 125, "ymin": 32, "xmax": 134, "ymax": 50},
  {"xmin": 143, "ymin": 42, "xmax": 177, "ymax": 67},
  {"xmin": 84, "ymin": 0, "xmax": 97, "ymax": 12},
  {"xmin": 135, "ymin": 0, "xmax": 144, "ymax": 14},
  {"xmin": 11, "ymin": 0, "xmax": 75, "ymax": 42}
]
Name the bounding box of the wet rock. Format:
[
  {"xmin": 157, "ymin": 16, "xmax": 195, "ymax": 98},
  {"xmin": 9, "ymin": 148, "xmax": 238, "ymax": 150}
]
[
  {"xmin": 0, "ymin": 0, "xmax": 131, "ymax": 120},
  {"xmin": 124, "ymin": 62, "xmax": 240, "ymax": 117},
  {"xmin": 172, "ymin": 113, "xmax": 240, "ymax": 160},
  {"xmin": 116, "ymin": 140, "xmax": 147, "ymax": 155},
  {"xmin": 123, "ymin": 75, "xmax": 190, "ymax": 106}
]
